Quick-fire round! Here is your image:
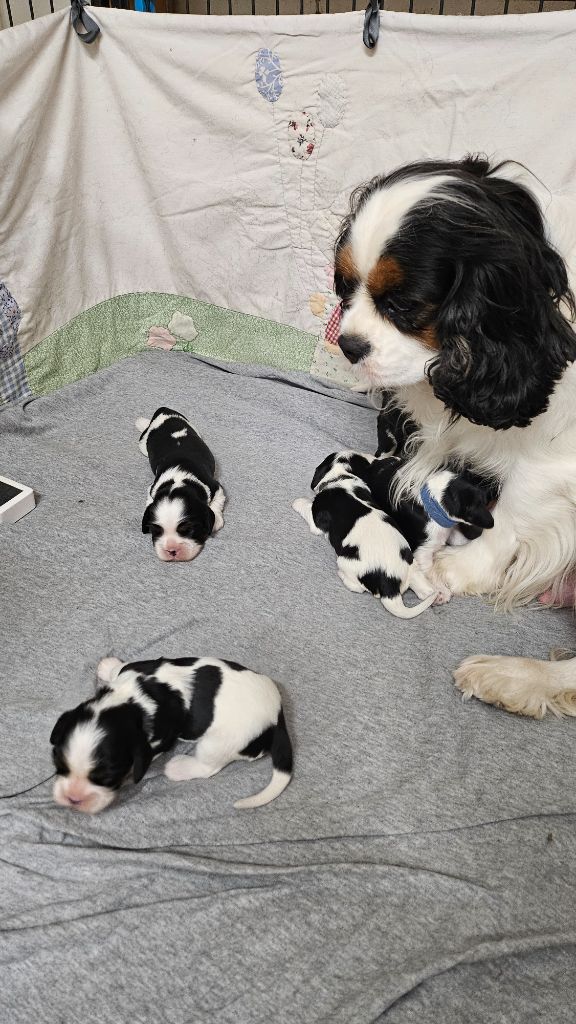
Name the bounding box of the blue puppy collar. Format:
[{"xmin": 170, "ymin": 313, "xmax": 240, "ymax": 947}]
[{"xmin": 420, "ymin": 484, "xmax": 458, "ymax": 529}]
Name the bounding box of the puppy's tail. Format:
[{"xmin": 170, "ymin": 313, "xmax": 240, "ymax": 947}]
[
  {"xmin": 234, "ymin": 709, "xmax": 293, "ymax": 810},
  {"xmin": 382, "ymin": 591, "xmax": 437, "ymax": 619}
]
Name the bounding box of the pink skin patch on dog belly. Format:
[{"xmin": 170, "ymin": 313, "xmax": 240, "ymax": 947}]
[{"xmin": 538, "ymin": 574, "xmax": 576, "ymax": 607}]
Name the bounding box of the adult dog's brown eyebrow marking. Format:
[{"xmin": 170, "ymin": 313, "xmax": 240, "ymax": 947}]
[{"xmin": 367, "ymin": 255, "xmax": 404, "ymax": 296}]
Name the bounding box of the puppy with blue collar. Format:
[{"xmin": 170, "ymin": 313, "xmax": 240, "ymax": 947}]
[
  {"xmin": 136, "ymin": 407, "xmax": 225, "ymax": 562},
  {"xmin": 368, "ymin": 456, "xmax": 496, "ymax": 578}
]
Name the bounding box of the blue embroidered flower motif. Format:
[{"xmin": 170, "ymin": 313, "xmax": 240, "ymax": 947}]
[
  {"xmin": 0, "ymin": 281, "xmax": 21, "ymax": 358},
  {"xmin": 255, "ymin": 48, "xmax": 283, "ymax": 104}
]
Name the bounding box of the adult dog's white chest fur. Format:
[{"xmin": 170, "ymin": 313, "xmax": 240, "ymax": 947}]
[{"xmin": 395, "ymin": 363, "xmax": 576, "ymax": 605}]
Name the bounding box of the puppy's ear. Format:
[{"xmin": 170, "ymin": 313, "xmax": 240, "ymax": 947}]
[
  {"xmin": 465, "ymin": 504, "xmax": 494, "ymax": 530},
  {"xmin": 444, "ymin": 477, "xmax": 496, "ymax": 531},
  {"xmin": 142, "ymin": 504, "xmax": 153, "ymax": 535},
  {"xmin": 50, "ymin": 706, "xmax": 83, "ymax": 746},
  {"xmin": 311, "ymin": 454, "xmax": 337, "ymax": 490},
  {"xmin": 132, "ymin": 733, "xmax": 153, "ymax": 784},
  {"xmin": 377, "ymin": 400, "xmax": 417, "ymax": 458},
  {"xmin": 204, "ymin": 505, "xmax": 215, "ymax": 537},
  {"xmin": 430, "ymin": 255, "xmax": 576, "ymax": 429}
]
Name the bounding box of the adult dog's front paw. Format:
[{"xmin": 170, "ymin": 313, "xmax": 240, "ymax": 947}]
[{"xmin": 454, "ymin": 654, "xmax": 576, "ymax": 718}]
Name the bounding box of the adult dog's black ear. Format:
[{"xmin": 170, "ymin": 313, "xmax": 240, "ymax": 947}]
[
  {"xmin": 132, "ymin": 732, "xmax": 153, "ymax": 784},
  {"xmin": 429, "ymin": 254, "xmax": 576, "ymax": 430},
  {"xmin": 142, "ymin": 504, "xmax": 153, "ymax": 535},
  {"xmin": 311, "ymin": 454, "xmax": 338, "ymax": 490}
]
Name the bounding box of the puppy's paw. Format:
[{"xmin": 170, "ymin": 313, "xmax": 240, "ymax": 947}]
[
  {"xmin": 212, "ymin": 513, "xmax": 224, "ymax": 533},
  {"xmin": 97, "ymin": 657, "xmax": 123, "ymax": 683},
  {"xmin": 165, "ymin": 756, "xmax": 216, "ymax": 781},
  {"xmin": 135, "ymin": 417, "xmax": 150, "ymax": 433},
  {"xmin": 292, "ymin": 498, "xmax": 311, "ymax": 517},
  {"xmin": 337, "ymin": 570, "xmax": 365, "ymax": 594},
  {"xmin": 432, "ymin": 585, "xmax": 452, "ymax": 606},
  {"xmin": 165, "ymin": 756, "xmax": 196, "ymax": 782}
]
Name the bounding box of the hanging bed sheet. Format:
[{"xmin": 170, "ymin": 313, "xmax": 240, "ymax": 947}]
[{"xmin": 1, "ymin": 8, "xmax": 576, "ymax": 404}]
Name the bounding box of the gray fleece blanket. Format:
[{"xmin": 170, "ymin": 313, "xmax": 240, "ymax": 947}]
[{"xmin": 1, "ymin": 352, "xmax": 575, "ymax": 1024}]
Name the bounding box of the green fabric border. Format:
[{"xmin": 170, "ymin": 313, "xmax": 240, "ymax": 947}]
[{"xmin": 24, "ymin": 293, "xmax": 317, "ymax": 397}]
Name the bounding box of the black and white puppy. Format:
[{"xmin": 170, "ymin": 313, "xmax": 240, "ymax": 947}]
[
  {"xmin": 376, "ymin": 398, "xmax": 419, "ymax": 459},
  {"xmin": 137, "ymin": 407, "xmax": 225, "ymax": 562},
  {"xmin": 368, "ymin": 455, "xmax": 495, "ymax": 577},
  {"xmin": 50, "ymin": 656, "xmax": 293, "ymax": 814},
  {"xmin": 293, "ymin": 451, "xmax": 439, "ymax": 618}
]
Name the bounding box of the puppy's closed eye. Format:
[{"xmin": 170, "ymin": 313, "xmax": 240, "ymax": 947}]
[
  {"xmin": 177, "ymin": 519, "xmax": 197, "ymax": 538},
  {"xmin": 52, "ymin": 750, "xmax": 69, "ymax": 776}
]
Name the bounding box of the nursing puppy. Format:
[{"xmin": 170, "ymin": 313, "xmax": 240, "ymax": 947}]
[
  {"xmin": 368, "ymin": 455, "xmax": 495, "ymax": 575},
  {"xmin": 137, "ymin": 407, "xmax": 225, "ymax": 562},
  {"xmin": 50, "ymin": 656, "xmax": 293, "ymax": 813},
  {"xmin": 293, "ymin": 451, "xmax": 439, "ymax": 618}
]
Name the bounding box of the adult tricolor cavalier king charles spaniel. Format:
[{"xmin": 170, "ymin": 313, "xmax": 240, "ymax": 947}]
[{"xmin": 335, "ymin": 155, "xmax": 576, "ymax": 717}]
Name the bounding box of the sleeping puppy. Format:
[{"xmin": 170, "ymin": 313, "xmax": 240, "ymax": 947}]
[
  {"xmin": 293, "ymin": 451, "xmax": 439, "ymax": 619},
  {"xmin": 136, "ymin": 407, "xmax": 225, "ymax": 562},
  {"xmin": 368, "ymin": 455, "xmax": 495, "ymax": 575},
  {"xmin": 50, "ymin": 656, "xmax": 293, "ymax": 813},
  {"xmin": 376, "ymin": 399, "xmax": 419, "ymax": 458}
]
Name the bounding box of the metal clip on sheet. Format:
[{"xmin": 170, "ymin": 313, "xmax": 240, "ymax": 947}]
[
  {"xmin": 70, "ymin": 0, "xmax": 101, "ymax": 44},
  {"xmin": 363, "ymin": 0, "xmax": 380, "ymax": 50}
]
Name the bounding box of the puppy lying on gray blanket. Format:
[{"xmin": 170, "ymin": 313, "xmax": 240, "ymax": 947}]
[
  {"xmin": 293, "ymin": 451, "xmax": 495, "ymax": 617},
  {"xmin": 50, "ymin": 656, "xmax": 292, "ymax": 813},
  {"xmin": 293, "ymin": 451, "xmax": 439, "ymax": 619},
  {"xmin": 137, "ymin": 407, "xmax": 225, "ymax": 562},
  {"xmin": 368, "ymin": 455, "xmax": 495, "ymax": 575}
]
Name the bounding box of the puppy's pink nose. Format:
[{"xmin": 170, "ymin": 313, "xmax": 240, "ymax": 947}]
[
  {"xmin": 167, "ymin": 548, "xmax": 179, "ymax": 558},
  {"xmin": 68, "ymin": 796, "xmax": 83, "ymax": 806}
]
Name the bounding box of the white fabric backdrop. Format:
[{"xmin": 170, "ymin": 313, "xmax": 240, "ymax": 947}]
[{"xmin": 1, "ymin": 7, "xmax": 575, "ymax": 355}]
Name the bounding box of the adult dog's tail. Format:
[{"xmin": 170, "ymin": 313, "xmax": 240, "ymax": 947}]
[{"xmin": 234, "ymin": 710, "xmax": 293, "ymax": 810}]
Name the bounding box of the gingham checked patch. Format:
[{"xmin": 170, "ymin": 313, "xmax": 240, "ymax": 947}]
[{"xmin": 324, "ymin": 302, "xmax": 342, "ymax": 347}]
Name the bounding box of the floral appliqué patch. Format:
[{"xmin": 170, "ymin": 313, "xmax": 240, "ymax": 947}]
[
  {"xmin": 288, "ymin": 112, "xmax": 315, "ymax": 161},
  {"xmin": 255, "ymin": 49, "xmax": 283, "ymax": 104}
]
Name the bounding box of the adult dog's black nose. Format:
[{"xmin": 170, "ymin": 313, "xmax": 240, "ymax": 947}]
[{"xmin": 338, "ymin": 334, "xmax": 370, "ymax": 364}]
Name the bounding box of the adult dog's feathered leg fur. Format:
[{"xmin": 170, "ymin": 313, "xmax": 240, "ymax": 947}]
[{"xmin": 454, "ymin": 653, "xmax": 576, "ymax": 719}]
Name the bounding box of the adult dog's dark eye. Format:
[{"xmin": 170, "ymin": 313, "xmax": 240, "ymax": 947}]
[{"xmin": 376, "ymin": 295, "xmax": 413, "ymax": 321}]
